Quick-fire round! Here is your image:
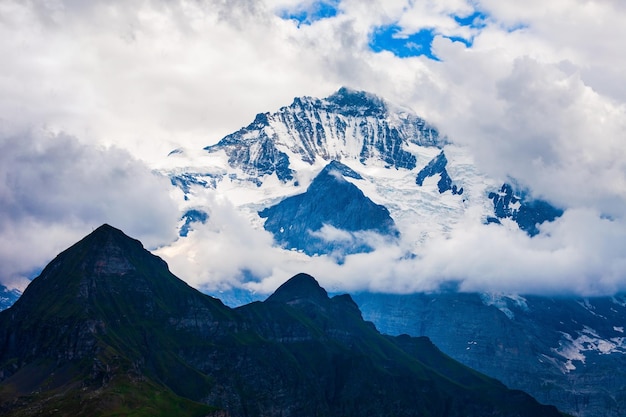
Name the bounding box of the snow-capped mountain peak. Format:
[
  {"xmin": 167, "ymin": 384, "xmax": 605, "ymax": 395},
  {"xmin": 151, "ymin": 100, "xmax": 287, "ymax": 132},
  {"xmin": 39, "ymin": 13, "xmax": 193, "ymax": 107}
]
[
  {"xmin": 166, "ymin": 87, "xmax": 562, "ymax": 261},
  {"xmin": 203, "ymin": 87, "xmax": 443, "ymax": 183}
]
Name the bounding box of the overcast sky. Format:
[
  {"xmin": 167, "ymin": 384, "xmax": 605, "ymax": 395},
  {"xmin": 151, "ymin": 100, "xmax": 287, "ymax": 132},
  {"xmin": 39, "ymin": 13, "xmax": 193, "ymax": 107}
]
[{"xmin": 1, "ymin": 0, "xmax": 625, "ymax": 296}]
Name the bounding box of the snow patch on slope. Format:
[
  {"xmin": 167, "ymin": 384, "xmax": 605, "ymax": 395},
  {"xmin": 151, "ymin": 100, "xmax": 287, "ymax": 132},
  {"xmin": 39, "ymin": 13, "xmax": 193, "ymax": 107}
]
[{"xmin": 553, "ymin": 326, "xmax": 626, "ymax": 372}]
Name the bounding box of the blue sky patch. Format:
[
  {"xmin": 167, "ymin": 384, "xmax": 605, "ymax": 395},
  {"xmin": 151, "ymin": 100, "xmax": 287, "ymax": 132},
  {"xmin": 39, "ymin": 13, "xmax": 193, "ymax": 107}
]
[
  {"xmin": 454, "ymin": 10, "xmax": 528, "ymax": 33},
  {"xmin": 505, "ymin": 22, "xmax": 529, "ymax": 33},
  {"xmin": 445, "ymin": 35, "xmax": 472, "ymax": 48},
  {"xmin": 369, "ymin": 25, "xmax": 440, "ymax": 60},
  {"xmin": 454, "ymin": 10, "xmax": 488, "ymax": 29},
  {"xmin": 279, "ymin": 1, "xmax": 339, "ymax": 26}
]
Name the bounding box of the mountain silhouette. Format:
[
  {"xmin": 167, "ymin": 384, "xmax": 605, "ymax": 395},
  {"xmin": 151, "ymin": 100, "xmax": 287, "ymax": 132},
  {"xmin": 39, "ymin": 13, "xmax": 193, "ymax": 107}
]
[{"xmin": 0, "ymin": 225, "xmax": 562, "ymax": 416}]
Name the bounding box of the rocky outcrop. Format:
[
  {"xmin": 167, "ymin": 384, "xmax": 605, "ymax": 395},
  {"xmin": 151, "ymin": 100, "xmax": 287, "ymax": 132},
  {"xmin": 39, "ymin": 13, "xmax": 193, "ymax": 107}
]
[
  {"xmin": 487, "ymin": 183, "xmax": 563, "ymax": 236},
  {"xmin": 416, "ymin": 150, "xmax": 463, "ymax": 195}
]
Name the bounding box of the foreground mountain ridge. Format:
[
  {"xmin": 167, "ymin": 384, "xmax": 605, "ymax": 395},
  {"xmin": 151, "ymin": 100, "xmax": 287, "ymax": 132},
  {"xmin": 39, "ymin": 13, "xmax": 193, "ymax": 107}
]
[{"xmin": 0, "ymin": 225, "xmax": 562, "ymax": 416}]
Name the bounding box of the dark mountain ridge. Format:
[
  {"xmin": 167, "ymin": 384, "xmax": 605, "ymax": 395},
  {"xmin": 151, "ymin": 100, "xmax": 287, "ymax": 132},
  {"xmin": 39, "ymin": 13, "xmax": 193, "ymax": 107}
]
[
  {"xmin": 0, "ymin": 225, "xmax": 562, "ymax": 416},
  {"xmin": 0, "ymin": 224, "xmax": 235, "ymax": 416}
]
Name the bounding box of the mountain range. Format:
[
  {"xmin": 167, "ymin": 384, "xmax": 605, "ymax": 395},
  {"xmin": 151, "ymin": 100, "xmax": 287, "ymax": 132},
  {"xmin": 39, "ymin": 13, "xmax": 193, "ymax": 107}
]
[
  {"xmin": 0, "ymin": 225, "xmax": 562, "ymax": 416},
  {"xmin": 1, "ymin": 88, "xmax": 619, "ymax": 416},
  {"xmin": 160, "ymin": 87, "xmax": 622, "ymax": 417}
]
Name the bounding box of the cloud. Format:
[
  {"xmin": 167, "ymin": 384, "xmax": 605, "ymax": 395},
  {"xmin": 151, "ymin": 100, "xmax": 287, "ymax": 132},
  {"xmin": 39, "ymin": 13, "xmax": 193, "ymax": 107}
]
[
  {"xmin": 155, "ymin": 192, "xmax": 279, "ymax": 291},
  {"xmin": 2, "ymin": 0, "xmax": 626, "ymax": 297},
  {"xmin": 0, "ymin": 0, "xmax": 341, "ymax": 161},
  {"xmin": 0, "ymin": 129, "xmax": 179, "ymax": 289},
  {"xmin": 158, "ymin": 200, "xmax": 626, "ymax": 298},
  {"xmin": 437, "ymin": 56, "xmax": 626, "ymax": 216},
  {"xmin": 413, "ymin": 208, "xmax": 626, "ymax": 296}
]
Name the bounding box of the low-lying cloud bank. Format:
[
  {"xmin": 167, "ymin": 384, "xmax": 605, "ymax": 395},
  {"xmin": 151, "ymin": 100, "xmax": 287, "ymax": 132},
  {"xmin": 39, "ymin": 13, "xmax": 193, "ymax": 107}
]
[{"xmin": 155, "ymin": 190, "xmax": 626, "ymax": 298}]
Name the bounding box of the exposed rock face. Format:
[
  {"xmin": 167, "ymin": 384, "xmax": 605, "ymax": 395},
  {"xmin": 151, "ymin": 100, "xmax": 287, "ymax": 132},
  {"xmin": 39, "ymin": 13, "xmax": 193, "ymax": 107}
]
[
  {"xmin": 204, "ymin": 87, "xmax": 442, "ymax": 181},
  {"xmin": 416, "ymin": 150, "xmax": 464, "ymax": 195},
  {"xmin": 259, "ymin": 160, "xmax": 398, "ymax": 256},
  {"xmin": 0, "ymin": 226, "xmax": 561, "ymax": 417},
  {"xmin": 353, "ymin": 291, "xmax": 626, "ymax": 417},
  {"xmin": 179, "ymin": 209, "xmax": 209, "ymax": 237},
  {"xmin": 487, "ymin": 183, "xmax": 563, "ymax": 236}
]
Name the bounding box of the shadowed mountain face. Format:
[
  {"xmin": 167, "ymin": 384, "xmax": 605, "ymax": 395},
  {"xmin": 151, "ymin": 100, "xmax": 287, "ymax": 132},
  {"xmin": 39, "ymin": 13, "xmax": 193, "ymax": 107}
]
[
  {"xmin": 353, "ymin": 291, "xmax": 626, "ymax": 417},
  {"xmin": 0, "ymin": 224, "xmax": 234, "ymax": 416},
  {"xmin": 0, "ymin": 225, "xmax": 562, "ymax": 417},
  {"xmin": 259, "ymin": 160, "xmax": 399, "ymax": 256}
]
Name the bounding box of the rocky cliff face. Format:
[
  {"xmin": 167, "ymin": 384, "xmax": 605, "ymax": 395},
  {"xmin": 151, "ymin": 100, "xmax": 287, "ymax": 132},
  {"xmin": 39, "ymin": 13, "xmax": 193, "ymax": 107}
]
[
  {"xmin": 353, "ymin": 291, "xmax": 626, "ymax": 417},
  {"xmin": 0, "ymin": 226, "xmax": 562, "ymax": 417}
]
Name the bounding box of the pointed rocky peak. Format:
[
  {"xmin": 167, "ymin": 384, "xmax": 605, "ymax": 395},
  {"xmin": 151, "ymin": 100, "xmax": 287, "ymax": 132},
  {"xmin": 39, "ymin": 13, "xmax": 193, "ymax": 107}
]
[
  {"xmin": 265, "ymin": 273, "xmax": 329, "ymax": 305},
  {"xmin": 307, "ymin": 160, "xmax": 367, "ymax": 200},
  {"xmin": 325, "ymin": 86, "xmax": 387, "ymax": 117},
  {"xmin": 92, "ymin": 223, "xmax": 136, "ymax": 238},
  {"xmin": 321, "ymin": 160, "xmax": 363, "ymax": 180},
  {"xmin": 26, "ymin": 224, "xmax": 144, "ymax": 290},
  {"xmin": 0, "ymin": 224, "xmax": 234, "ymax": 388},
  {"xmin": 8, "ymin": 224, "xmax": 227, "ymax": 325},
  {"xmin": 416, "ymin": 151, "xmax": 464, "ymax": 195},
  {"xmin": 66, "ymin": 223, "xmax": 152, "ymax": 277},
  {"xmin": 258, "ymin": 160, "xmax": 398, "ymax": 256},
  {"xmin": 75, "ymin": 223, "xmax": 145, "ymax": 255},
  {"xmin": 81, "ymin": 224, "xmax": 144, "ymax": 262}
]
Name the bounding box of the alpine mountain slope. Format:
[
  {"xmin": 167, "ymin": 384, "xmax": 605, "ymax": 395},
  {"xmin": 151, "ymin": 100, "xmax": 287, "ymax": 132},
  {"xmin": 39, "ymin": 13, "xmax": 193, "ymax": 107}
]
[
  {"xmin": 160, "ymin": 88, "xmax": 620, "ymax": 417},
  {"xmin": 353, "ymin": 291, "xmax": 626, "ymax": 417}
]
